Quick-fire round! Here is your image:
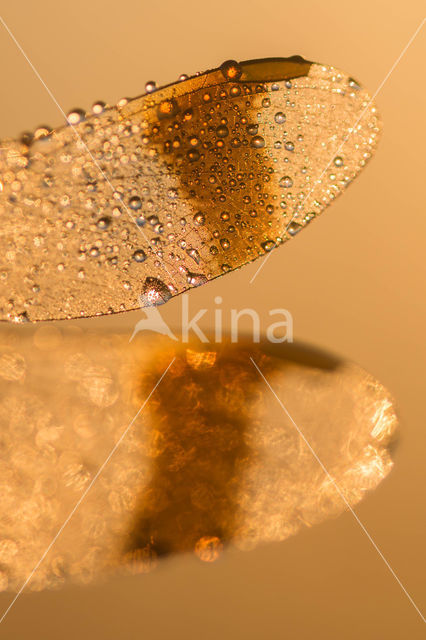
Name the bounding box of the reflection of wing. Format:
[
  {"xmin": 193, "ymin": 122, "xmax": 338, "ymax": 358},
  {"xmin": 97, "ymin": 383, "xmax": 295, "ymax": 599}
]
[
  {"xmin": 0, "ymin": 331, "xmax": 397, "ymax": 589},
  {"xmin": 0, "ymin": 57, "xmax": 381, "ymax": 322}
]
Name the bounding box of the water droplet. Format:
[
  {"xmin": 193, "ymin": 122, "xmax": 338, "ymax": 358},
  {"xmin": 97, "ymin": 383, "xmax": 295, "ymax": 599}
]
[
  {"xmin": 220, "ymin": 60, "xmax": 242, "ymax": 81},
  {"xmin": 285, "ymin": 141, "xmax": 294, "ymax": 152},
  {"xmin": 251, "ymin": 135, "xmax": 265, "ymax": 149},
  {"xmin": 140, "ymin": 277, "xmax": 172, "ymax": 307},
  {"xmin": 279, "ymin": 176, "xmax": 293, "ymax": 188},
  {"xmin": 145, "ymin": 81, "xmax": 157, "ymax": 93},
  {"xmin": 92, "ymin": 101, "xmax": 106, "ymax": 115},
  {"xmin": 220, "ymin": 238, "xmax": 230, "ymax": 250},
  {"xmin": 132, "ymin": 249, "xmax": 147, "ymax": 263},
  {"xmin": 11, "ymin": 312, "xmax": 29, "ymax": 324},
  {"xmin": 287, "ymin": 221, "xmax": 302, "ymax": 236},
  {"xmin": 216, "ymin": 125, "xmax": 229, "ymax": 138},
  {"xmin": 129, "ymin": 196, "xmax": 142, "ymax": 210},
  {"xmin": 186, "ymin": 248, "xmax": 201, "ymax": 265},
  {"xmin": 334, "ymin": 156, "xmax": 344, "ymax": 167},
  {"xmin": 97, "ymin": 216, "xmax": 111, "ymax": 230},
  {"xmin": 66, "ymin": 109, "xmax": 85, "ymax": 125},
  {"xmin": 193, "ymin": 212, "xmax": 205, "ymax": 226},
  {"xmin": 261, "ymin": 240, "xmax": 276, "ymax": 252},
  {"xmin": 33, "ymin": 125, "xmax": 51, "ymax": 140},
  {"xmin": 187, "ymin": 149, "xmax": 200, "ymax": 162},
  {"xmin": 246, "ymin": 124, "xmax": 258, "ymax": 136},
  {"xmin": 157, "ymin": 98, "xmax": 178, "ymax": 120},
  {"xmin": 187, "ymin": 272, "xmax": 207, "ymax": 286},
  {"xmin": 348, "ymin": 77, "xmax": 361, "ymax": 90},
  {"xmin": 274, "ymin": 112, "xmax": 286, "ymax": 124}
]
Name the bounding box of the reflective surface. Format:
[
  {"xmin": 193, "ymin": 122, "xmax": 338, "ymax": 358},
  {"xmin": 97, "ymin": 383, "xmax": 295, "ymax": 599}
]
[{"xmin": 0, "ymin": 327, "xmax": 397, "ymax": 590}]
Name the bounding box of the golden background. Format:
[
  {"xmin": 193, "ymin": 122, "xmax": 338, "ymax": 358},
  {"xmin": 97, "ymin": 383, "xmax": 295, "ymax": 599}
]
[{"xmin": 0, "ymin": 0, "xmax": 424, "ymax": 638}]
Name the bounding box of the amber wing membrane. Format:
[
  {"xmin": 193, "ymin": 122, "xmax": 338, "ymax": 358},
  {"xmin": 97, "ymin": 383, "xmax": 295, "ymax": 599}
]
[{"xmin": 0, "ymin": 57, "xmax": 381, "ymax": 321}]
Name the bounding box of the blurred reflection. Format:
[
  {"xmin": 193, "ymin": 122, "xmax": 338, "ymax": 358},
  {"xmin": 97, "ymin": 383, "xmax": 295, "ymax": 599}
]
[{"xmin": 0, "ymin": 327, "xmax": 397, "ymax": 591}]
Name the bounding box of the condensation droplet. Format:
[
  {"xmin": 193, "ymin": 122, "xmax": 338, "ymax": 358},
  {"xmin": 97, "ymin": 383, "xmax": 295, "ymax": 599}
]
[
  {"xmin": 187, "ymin": 272, "xmax": 208, "ymax": 287},
  {"xmin": 220, "ymin": 60, "xmax": 242, "ymax": 81},
  {"xmin": 145, "ymin": 81, "xmax": 157, "ymax": 93},
  {"xmin": 157, "ymin": 99, "xmax": 178, "ymax": 120},
  {"xmin": 132, "ymin": 249, "xmax": 147, "ymax": 263},
  {"xmin": 279, "ymin": 176, "xmax": 293, "ymax": 188},
  {"xmin": 92, "ymin": 101, "xmax": 106, "ymax": 115},
  {"xmin": 216, "ymin": 125, "xmax": 229, "ymax": 138},
  {"xmin": 140, "ymin": 277, "xmax": 172, "ymax": 307},
  {"xmin": 129, "ymin": 196, "xmax": 142, "ymax": 210},
  {"xmin": 187, "ymin": 149, "xmax": 200, "ymax": 162},
  {"xmin": 33, "ymin": 125, "xmax": 51, "ymax": 140},
  {"xmin": 274, "ymin": 112, "xmax": 286, "ymax": 124},
  {"xmin": 348, "ymin": 77, "xmax": 361, "ymax": 90},
  {"xmin": 261, "ymin": 240, "xmax": 276, "ymax": 252},
  {"xmin": 251, "ymin": 135, "xmax": 265, "ymax": 149},
  {"xmin": 186, "ymin": 248, "xmax": 201, "ymax": 265},
  {"xmin": 66, "ymin": 109, "xmax": 85, "ymax": 125},
  {"xmin": 287, "ymin": 221, "xmax": 302, "ymax": 236},
  {"xmin": 97, "ymin": 216, "xmax": 111, "ymax": 230},
  {"xmin": 193, "ymin": 212, "xmax": 205, "ymax": 226}
]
